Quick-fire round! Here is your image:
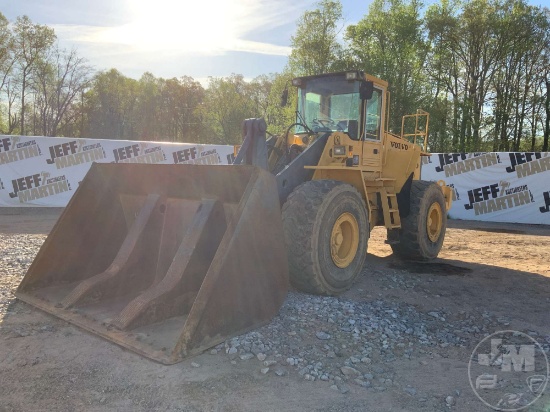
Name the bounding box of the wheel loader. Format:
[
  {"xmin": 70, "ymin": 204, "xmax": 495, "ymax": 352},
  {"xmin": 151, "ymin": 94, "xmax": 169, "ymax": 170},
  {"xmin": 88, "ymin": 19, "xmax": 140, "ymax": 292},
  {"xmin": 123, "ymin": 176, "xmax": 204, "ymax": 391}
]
[{"xmin": 16, "ymin": 71, "xmax": 452, "ymax": 364}]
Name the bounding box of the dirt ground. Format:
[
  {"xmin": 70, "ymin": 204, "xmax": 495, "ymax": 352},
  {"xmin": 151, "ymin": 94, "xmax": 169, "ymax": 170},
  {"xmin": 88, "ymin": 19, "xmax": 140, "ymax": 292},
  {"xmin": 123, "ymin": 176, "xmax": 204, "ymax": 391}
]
[{"xmin": 0, "ymin": 208, "xmax": 549, "ymax": 412}]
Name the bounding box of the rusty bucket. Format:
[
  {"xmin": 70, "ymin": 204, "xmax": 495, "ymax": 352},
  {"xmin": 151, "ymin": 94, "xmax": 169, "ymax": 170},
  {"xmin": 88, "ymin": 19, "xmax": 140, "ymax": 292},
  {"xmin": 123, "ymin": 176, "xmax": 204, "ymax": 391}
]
[{"xmin": 16, "ymin": 163, "xmax": 288, "ymax": 364}]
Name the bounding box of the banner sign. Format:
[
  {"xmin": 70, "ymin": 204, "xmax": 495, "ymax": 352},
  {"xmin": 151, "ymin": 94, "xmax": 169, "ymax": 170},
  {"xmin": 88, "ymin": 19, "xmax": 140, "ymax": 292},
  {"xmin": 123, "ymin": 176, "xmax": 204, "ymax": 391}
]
[
  {"xmin": 0, "ymin": 135, "xmax": 235, "ymax": 207},
  {"xmin": 2, "ymin": 137, "xmax": 548, "ymax": 225},
  {"xmin": 422, "ymin": 152, "xmax": 550, "ymax": 224}
]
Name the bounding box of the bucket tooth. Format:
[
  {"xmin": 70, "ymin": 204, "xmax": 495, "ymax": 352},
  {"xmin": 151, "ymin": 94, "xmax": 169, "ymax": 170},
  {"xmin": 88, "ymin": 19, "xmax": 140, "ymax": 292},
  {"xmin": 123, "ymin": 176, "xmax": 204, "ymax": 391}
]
[
  {"xmin": 111, "ymin": 199, "xmax": 226, "ymax": 330},
  {"xmin": 61, "ymin": 193, "xmax": 161, "ymax": 309}
]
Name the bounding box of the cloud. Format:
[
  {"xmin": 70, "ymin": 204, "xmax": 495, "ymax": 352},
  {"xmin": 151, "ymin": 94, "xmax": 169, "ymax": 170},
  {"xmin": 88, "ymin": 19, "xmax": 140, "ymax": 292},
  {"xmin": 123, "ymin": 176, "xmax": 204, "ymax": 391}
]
[
  {"xmin": 51, "ymin": 0, "xmax": 308, "ymax": 57},
  {"xmin": 52, "ymin": 24, "xmax": 291, "ymax": 57},
  {"xmin": 231, "ymin": 40, "xmax": 291, "ymax": 56}
]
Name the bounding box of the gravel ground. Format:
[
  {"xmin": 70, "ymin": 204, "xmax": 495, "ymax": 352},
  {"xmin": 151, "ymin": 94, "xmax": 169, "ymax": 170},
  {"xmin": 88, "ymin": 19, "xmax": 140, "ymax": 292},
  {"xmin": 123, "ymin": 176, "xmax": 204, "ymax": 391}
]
[
  {"xmin": 1, "ymin": 209, "xmax": 550, "ymax": 411},
  {"xmin": 0, "ymin": 233, "xmax": 42, "ymax": 316}
]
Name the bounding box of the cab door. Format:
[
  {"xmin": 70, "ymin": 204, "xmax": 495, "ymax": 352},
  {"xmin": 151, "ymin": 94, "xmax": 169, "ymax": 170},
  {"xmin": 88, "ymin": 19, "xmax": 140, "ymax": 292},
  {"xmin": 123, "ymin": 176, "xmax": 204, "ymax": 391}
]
[{"xmin": 361, "ymin": 87, "xmax": 384, "ymax": 172}]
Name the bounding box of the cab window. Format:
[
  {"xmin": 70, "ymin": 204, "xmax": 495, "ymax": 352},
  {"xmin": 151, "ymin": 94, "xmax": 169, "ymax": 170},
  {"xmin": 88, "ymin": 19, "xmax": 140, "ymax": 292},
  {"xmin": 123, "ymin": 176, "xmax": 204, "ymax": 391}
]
[{"xmin": 364, "ymin": 89, "xmax": 382, "ymax": 140}]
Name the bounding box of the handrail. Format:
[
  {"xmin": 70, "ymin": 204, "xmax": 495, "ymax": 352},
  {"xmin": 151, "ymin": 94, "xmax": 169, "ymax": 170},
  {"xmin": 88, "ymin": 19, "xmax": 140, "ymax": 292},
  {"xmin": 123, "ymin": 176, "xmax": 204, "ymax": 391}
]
[{"xmin": 401, "ymin": 109, "xmax": 430, "ymax": 151}]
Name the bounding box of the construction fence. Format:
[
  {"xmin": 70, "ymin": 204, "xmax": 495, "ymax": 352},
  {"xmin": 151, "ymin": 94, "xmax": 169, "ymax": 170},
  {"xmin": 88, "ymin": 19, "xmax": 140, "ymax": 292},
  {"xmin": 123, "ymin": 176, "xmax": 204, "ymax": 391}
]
[
  {"xmin": 421, "ymin": 152, "xmax": 549, "ymax": 225},
  {"xmin": 0, "ymin": 135, "xmax": 234, "ymax": 207},
  {"xmin": 0, "ymin": 135, "xmax": 548, "ymax": 225}
]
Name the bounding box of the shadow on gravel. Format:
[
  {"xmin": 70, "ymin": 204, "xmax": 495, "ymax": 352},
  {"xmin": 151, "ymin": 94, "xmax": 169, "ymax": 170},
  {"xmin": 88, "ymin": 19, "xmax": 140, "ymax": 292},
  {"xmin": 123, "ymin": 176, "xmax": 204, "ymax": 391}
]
[
  {"xmin": 388, "ymin": 261, "xmax": 473, "ymax": 276},
  {"xmin": 471, "ymin": 227, "xmax": 526, "ymax": 235},
  {"xmin": 358, "ymin": 252, "xmax": 550, "ymax": 331}
]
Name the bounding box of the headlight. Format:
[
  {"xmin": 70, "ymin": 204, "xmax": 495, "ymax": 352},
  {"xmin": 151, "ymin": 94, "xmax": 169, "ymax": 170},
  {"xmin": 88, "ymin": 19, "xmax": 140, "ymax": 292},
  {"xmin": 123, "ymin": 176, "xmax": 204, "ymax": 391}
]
[
  {"xmin": 333, "ymin": 145, "xmax": 346, "ymax": 156},
  {"xmin": 292, "ymin": 78, "xmax": 302, "ymax": 86},
  {"xmin": 345, "ymin": 71, "xmax": 358, "ymax": 80}
]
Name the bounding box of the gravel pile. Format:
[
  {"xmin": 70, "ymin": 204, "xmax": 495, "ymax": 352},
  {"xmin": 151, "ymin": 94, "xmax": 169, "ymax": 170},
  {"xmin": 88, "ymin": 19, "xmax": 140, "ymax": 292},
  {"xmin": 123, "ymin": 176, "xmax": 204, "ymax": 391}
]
[
  {"xmin": 214, "ymin": 291, "xmax": 494, "ymax": 392},
  {"xmin": 216, "ymin": 270, "xmax": 550, "ymax": 393}
]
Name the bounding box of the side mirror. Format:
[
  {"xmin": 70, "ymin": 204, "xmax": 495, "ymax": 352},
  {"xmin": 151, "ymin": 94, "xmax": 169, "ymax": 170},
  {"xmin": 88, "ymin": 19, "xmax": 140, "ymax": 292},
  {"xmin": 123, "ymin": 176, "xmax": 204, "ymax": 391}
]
[
  {"xmin": 360, "ymin": 81, "xmax": 374, "ymax": 100},
  {"xmin": 280, "ymin": 88, "xmax": 288, "ymax": 107}
]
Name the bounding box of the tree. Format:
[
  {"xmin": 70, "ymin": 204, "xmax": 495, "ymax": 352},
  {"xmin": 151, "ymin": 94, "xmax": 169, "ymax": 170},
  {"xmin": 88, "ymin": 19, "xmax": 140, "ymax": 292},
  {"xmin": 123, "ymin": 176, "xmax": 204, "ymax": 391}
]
[
  {"xmin": 155, "ymin": 75, "xmax": 205, "ymax": 142},
  {"xmin": 0, "ymin": 12, "xmax": 15, "ymax": 96},
  {"xmin": 346, "ymin": 0, "xmax": 428, "ymax": 133},
  {"xmin": 0, "ymin": 13, "xmax": 16, "ymax": 133},
  {"xmin": 502, "ymin": 2, "xmax": 550, "ymax": 151},
  {"xmin": 265, "ymin": 71, "xmax": 298, "ymax": 135},
  {"xmin": 288, "ymin": 0, "xmax": 346, "ymax": 76},
  {"xmin": 12, "ymin": 16, "xmax": 56, "ymax": 135},
  {"xmin": 81, "ymin": 71, "xmax": 208, "ymax": 142},
  {"xmin": 32, "ymin": 47, "xmax": 93, "ymax": 136},
  {"xmin": 84, "ymin": 69, "xmax": 138, "ymax": 139},
  {"xmin": 542, "ymin": 61, "xmax": 550, "ymax": 151},
  {"xmin": 134, "ymin": 72, "xmax": 160, "ymax": 140},
  {"xmin": 200, "ymin": 74, "xmax": 260, "ymax": 144},
  {"xmin": 424, "ymin": 0, "xmax": 550, "ymax": 151},
  {"xmin": 423, "ymin": 0, "xmax": 462, "ymax": 151}
]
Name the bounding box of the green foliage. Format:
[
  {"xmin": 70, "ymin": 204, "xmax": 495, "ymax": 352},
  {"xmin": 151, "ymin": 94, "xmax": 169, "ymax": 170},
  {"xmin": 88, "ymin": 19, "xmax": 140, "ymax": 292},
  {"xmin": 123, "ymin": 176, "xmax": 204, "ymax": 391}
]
[
  {"xmin": 423, "ymin": 0, "xmax": 550, "ymax": 152},
  {"xmin": 347, "ymin": 0, "xmax": 428, "ymax": 132},
  {"xmin": 0, "ymin": 12, "xmax": 12, "ymax": 80},
  {"xmin": 288, "ymin": 0, "xmax": 346, "ymax": 76},
  {"xmin": 265, "ymin": 71, "xmax": 297, "ymax": 136},
  {"xmin": 12, "ymin": 15, "xmax": 56, "ymax": 135},
  {"xmin": 151, "ymin": 75, "xmax": 205, "ymax": 143},
  {"xmin": 199, "ymin": 74, "xmax": 257, "ymax": 144},
  {"xmin": 84, "ymin": 69, "xmax": 138, "ymax": 139}
]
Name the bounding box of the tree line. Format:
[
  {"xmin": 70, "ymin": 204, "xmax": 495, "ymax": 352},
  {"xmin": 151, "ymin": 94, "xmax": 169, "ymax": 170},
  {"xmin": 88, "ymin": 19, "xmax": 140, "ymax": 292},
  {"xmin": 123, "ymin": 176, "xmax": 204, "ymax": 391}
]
[{"xmin": 0, "ymin": 0, "xmax": 549, "ymax": 151}]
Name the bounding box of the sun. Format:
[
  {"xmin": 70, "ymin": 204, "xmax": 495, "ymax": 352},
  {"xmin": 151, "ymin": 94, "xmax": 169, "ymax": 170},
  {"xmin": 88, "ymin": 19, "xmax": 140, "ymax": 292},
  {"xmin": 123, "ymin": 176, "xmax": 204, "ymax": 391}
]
[
  {"xmin": 71, "ymin": 0, "xmax": 293, "ymax": 57},
  {"xmin": 104, "ymin": 0, "xmax": 242, "ymax": 53}
]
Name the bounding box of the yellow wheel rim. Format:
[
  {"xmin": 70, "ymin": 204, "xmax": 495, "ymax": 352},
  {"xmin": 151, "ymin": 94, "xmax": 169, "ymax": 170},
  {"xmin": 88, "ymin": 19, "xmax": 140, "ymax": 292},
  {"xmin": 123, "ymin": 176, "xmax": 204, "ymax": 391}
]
[
  {"xmin": 426, "ymin": 202, "xmax": 443, "ymax": 242},
  {"xmin": 330, "ymin": 212, "xmax": 360, "ymax": 268}
]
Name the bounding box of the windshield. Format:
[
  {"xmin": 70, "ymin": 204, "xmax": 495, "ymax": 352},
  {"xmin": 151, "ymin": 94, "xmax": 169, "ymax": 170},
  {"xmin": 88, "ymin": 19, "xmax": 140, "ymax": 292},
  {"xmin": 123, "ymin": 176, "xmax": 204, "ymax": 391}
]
[{"xmin": 295, "ymin": 76, "xmax": 361, "ymax": 135}]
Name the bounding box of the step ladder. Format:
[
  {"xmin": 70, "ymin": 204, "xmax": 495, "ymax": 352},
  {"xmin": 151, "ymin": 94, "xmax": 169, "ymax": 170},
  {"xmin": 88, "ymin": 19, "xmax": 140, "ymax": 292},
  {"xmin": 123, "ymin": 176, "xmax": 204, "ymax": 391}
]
[{"xmin": 380, "ymin": 187, "xmax": 401, "ymax": 229}]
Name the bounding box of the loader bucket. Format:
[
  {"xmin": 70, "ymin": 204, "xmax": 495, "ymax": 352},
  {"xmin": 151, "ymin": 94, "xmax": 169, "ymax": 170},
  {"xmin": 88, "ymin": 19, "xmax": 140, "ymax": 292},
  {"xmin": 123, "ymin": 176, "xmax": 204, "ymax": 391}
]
[{"xmin": 16, "ymin": 163, "xmax": 288, "ymax": 364}]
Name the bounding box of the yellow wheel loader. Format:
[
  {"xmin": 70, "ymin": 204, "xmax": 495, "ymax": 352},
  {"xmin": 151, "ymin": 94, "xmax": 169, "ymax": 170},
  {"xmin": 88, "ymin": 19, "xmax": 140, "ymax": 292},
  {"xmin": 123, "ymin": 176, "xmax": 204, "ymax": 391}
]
[{"xmin": 16, "ymin": 71, "xmax": 452, "ymax": 364}]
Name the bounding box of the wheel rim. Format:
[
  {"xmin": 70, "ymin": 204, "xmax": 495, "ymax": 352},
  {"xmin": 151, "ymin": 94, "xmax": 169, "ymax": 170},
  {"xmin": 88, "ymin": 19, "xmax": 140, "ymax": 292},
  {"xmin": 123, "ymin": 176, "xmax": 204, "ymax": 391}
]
[
  {"xmin": 426, "ymin": 202, "xmax": 443, "ymax": 242},
  {"xmin": 330, "ymin": 212, "xmax": 359, "ymax": 268}
]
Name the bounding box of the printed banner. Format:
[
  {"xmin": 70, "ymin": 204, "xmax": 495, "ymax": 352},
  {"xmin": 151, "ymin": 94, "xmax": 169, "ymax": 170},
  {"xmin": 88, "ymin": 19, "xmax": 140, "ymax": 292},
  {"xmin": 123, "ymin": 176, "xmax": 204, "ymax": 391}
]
[
  {"xmin": 0, "ymin": 135, "xmax": 234, "ymax": 207},
  {"xmin": 2, "ymin": 137, "xmax": 548, "ymax": 225},
  {"xmin": 422, "ymin": 152, "xmax": 550, "ymax": 225}
]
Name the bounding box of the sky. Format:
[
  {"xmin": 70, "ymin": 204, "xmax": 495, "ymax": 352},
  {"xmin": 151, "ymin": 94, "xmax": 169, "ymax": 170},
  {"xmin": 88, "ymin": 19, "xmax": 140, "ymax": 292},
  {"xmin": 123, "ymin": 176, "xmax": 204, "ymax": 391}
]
[
  {"xmin": 0, "ymin": 0, "xmax": 368, "ymax": 83},
  {"xmin": 1, "ymin": 0, "xmax": 549, "ymax": 84}
]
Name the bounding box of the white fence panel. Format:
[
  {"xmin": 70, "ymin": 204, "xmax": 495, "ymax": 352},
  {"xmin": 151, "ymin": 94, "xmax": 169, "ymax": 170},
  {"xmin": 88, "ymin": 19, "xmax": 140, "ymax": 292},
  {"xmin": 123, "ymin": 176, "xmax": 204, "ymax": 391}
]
[
  {"xmin": 0, "ymin": 135, "xmax": 234, "ymax": 207},
  {"xmin": 422, "ymin": 152, "xmax": 550, "ymax": 224}
]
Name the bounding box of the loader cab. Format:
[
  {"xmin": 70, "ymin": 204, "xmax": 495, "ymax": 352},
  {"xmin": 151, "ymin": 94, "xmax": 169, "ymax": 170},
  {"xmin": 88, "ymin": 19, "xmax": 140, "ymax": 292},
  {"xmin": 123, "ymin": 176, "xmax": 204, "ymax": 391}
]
[
  {"xmin": 292, "ymin": 71, "xmax": 386, "ymax": 143},
  {"xmin": 288, "ymin": 70, "xmax": 427, "ymax": 195},
  {"xmin": 292, "ymin": 71, "xmax": 387, "ymax": 172}
]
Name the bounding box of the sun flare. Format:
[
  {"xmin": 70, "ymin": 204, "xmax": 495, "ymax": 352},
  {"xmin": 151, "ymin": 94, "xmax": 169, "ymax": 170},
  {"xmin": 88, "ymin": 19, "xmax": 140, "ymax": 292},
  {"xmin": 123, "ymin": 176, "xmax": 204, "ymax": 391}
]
[
  {"xmin": 57, "ymin": 0, "xmax": 299, "ymax": 58},
  {"xmin": 76, "ymin": 0, "xmax": 291, "ymax": 56},
  {"xmin": 123, "ymin": 0, "xmax": 237, "ymax": 52}
]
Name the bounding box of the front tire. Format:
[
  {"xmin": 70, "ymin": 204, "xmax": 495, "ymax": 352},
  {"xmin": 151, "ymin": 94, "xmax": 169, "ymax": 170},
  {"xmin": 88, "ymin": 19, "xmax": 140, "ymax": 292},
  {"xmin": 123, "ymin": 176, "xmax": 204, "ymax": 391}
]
[
  {"xmin": 390, "ymin": 180, "xmax": 447, "ymax": 260},
  {"xmin": 282, "ymin": 180, "xmax": 369, "ymax": 295}
]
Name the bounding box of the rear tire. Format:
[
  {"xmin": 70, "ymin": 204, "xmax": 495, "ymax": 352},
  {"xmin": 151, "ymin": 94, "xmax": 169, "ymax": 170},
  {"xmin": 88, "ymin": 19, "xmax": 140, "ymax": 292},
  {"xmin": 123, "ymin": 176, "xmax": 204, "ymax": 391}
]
[
  {"xmin": 282, "ymin": 180, "xmax": 369, "ymax": 295},
  {"xmin": 390, "ymin": 180, "xmax": 447, "ymax": 260}
]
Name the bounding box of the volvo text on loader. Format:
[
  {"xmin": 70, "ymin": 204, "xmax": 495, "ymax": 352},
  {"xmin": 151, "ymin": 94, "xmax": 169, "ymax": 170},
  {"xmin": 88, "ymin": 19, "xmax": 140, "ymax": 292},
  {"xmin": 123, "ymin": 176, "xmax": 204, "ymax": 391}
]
[{"xmin": 16, "ymin": 71, "xmax": 452, "ymax": 364}]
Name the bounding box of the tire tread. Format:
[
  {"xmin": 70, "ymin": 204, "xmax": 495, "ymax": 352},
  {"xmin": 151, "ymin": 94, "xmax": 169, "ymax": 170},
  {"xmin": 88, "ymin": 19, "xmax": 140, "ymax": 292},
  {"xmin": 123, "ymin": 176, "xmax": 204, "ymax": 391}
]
[
  {"xmin": 390, "ymin": 180, "xmax": 446, "ymax": 260},
  {"xmin": 282, "ymin": 180, "xmax": 366, "ymax": 295}
]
